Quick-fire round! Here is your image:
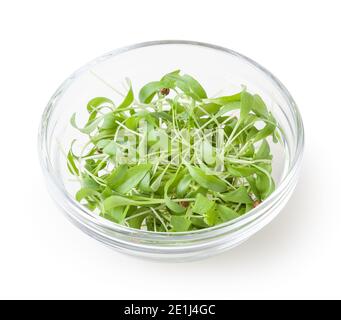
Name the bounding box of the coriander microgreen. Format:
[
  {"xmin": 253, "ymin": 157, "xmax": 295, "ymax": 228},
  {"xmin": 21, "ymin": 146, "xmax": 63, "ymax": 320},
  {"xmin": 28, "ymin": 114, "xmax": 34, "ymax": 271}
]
[
  {"xmin": 171, "ymin": 215, "xmax": 192, "ymax": 232},
  {"xmin": 219, "ymin": 187, "xmax": 253, "ymax": 204},
  {"xmin": 139, "ymin": 81, "xmax": 171, "ymax": 103},
  {"xmin": 186, "ymin": 165, "xmax": 227, "ymax": 192},
  {"xmin": 114, "ymin": 164, "xmax": 152, "ymax": 194},
  {"xmin": 86, "ymin": 97, "xmax": 114, "ymax": 113},
  {"xmin": 192, "ymin": 194, "xmax": 215, "ymax": 215},
  {"xmin": 217, "ymin": 205, "xmax": 240, "ymax": 222},
  {"xmin": 68, "ymin": 70, "xmax": 281, "ymax": 232},
  {"xmin": 116, "ymin": 79, "xmax": 134, "ymax": 110}
]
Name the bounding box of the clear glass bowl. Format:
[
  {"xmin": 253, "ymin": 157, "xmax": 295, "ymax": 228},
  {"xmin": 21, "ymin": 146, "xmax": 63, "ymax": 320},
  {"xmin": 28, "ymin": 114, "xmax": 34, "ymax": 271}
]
[{"xmin": 38, "ymin": 40, "xmax": 304, "ymax": 261}]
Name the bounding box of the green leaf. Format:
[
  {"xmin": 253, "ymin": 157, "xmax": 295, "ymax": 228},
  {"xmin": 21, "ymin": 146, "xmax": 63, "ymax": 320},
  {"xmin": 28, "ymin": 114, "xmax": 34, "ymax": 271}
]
[
  {"xmin": 162, "ymin": 72, "xmax": 206, "ymax": 100},
  {"xmin": 256, "ymin": 173, "xmax": 275, "ymax": 200},
  {"xmin": 117, "ymin": 81, "xmax": 134, "ymax": 110},
  {"xmin": 75, "ymin": 188, "xmax": 101, "ymax": 202},
  {"xmin": 219, "ymin": 187, "xmax": 253, "ymax": 204},
  {"xmin": 217, "ymin": 205, "xmax": 240, "ymax": 222},
  {"xmin": 96, "ymin": 139, "xmax": 111, "ymax": 150},
  {"xmin": 87, "ymin": 97, "xmax": 113, "ymax": 113},
  {"xmin": 192, "ymin": 193, "xmax": 215, "ymax": 215},
  {"xmin": 186, "ymin": 165, "xmax": 227, "ymax": 192},
  {"xmin": 204, "ymin": 207, "xmax": 218, "ymax": 226},
  {"xmin": 252, "ymin": 94, "xmax": 268, "ymax": 119},
  {"xmin": 125, "ymin": 116, "xmax": 140, "ymax": 130},
  {"xmin": 127, "ymin": 210, "xmax": 148, "ymax": 229},
  {"xmin": 101, "ymin": 187, "xmax": 113, "ymax": 199},
  {"xmin": 114, "ymin": 164, "xmax": 152, "ymax": 194},
  {"xmin": 103, "ymin": 195, "xmax": 162, "ymax": 211},
  {"xmin": 253, "ymin": 114, "xmax": 277, "ymax": 142},
  {"xmin": 216, "ymin": 101, "xmax": 241, "ymax": 117},
  {"xmin": 139, "ymin": 172, "xmax": 151, "ymax": 193},
  {"xmin": 104, "ymin": 206, "xmax": 128, "ymax": 223},
  {"xmin": 240, "ymin": 91, "xmax": 254, "ymax": 121},
  {"xmin": 171, "ymin": 215, "xmax": 191, "ymax": 232},
  {"xmin": 182, "ymin": 74, "xmax": 207, "ymax": 99},
  {"xmin": 165, "ymin": 198, "xmax": 186, "ymax": 214},
  {"xmin": 103, "ymin": 141, "xmax": 117, "ymax": 156},
  {"xmin": 70, "ymin": 113, "xmax": 103, "ymax": 134},
  {"xmin": 228, "ymin": 165, "xmax": 258, "ymax": 177},
  {"xmin": 190, "ymin": 217, "xmax": 209, "ymax": 228},
  {"xmin": 105, "ymin": 164, "xmax": 128, "ymax": 189},
  {"xmin": 104, "ymin": 196, "xmax": 136, "ymax": 210},
  {"xmin": 204, "ymin": 92, "xmax": 241, "ymax": 105},
  {"xmin": 246, "ymin": 176, "xmax": 261, "ymax": 199},
  {"xmin": 196, "ymin": 103, "xmax": 220, "ymax": 116},
  {"xmin": 101, "ymin": 113, "xmax": 116, "ymax": 129},
  {"xmin": 81, "ymin": 174, "xmax": 100, "ymax": 190},
  {"xmin": 149, "ymin": 111, "xmax": 173, "ymax": 122},
  {"xmin": 176, "ymin": 174, "xmax": 192, "ymax": 197},
  {"xmin": 67, "ymin": 141, "xmax": 79, "ymax": 176},
  {"xmin": 254, "ymin": 125, "xmax": 276, "ymax": 142},
  {"xmin": 255, "ymin": 140, "xmax": 272, "ymax": 160},
  {"xmin": 139, "ymin": 81, "xmax": 171, "ymax": 103}
]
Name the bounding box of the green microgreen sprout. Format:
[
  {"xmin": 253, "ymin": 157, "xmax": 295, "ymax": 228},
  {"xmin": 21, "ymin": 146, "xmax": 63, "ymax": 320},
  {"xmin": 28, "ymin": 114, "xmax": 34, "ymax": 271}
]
[{"xmin": 67, "ymin": 70, "xmax": 281, "ymax": 232}]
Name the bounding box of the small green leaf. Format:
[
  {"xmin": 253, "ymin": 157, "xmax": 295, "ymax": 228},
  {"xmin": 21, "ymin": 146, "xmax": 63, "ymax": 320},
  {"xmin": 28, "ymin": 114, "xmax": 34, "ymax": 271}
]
[
  {"xmin": 117, "ymin": 81, "xmax": 134, "ymax": 110},
  {"xmin": 256, "ymin": 174, "xmax": 275, "ymax": 200},
  {"xmin": 196, "ymin": 103, "xmax": 220, "ymax": 116},
  {"xmin": 114, "ymin": 164, "xmax": 152, "ymax": 194},
  {"xmin": 149, "ymin": 111, "xmax": 173, "ymax": 122},
  {"xmin": 182, "ymin": 74, "xmax": 207, "ymax": 99},
  {"xmin": 217, "ymin": 205, "xmax": 240, "ymax": 222},
  {"xmin": 176, "ymin": 174, "xmax": 192, "ymax": 197},
  {"xmin": 246, "ymin": 176, "xmax": 261, "ymax": 199},
  {"xmin": 190, "ymin": 217, "xmax": 209, "ymax": 228},
  {"xmin": 70, "ymin": 113, "xmax": 103, "ymax": 134},
  {"xmin": 103, "ymin": 141, "xmax": 117, "ymax": 156},
  {"xmin": 186, "ymin": 165, "xmax": 227, "ymax": 192},
  {"xmin": 75, "ymin": 188, "xmax": 101, "ymax": 202},
  {"xmin": 216, "ymin": 101, "xmax": 241, "ymax": 117},
  {"xmin": 87, "ymin": 97, "xmax": 113, "ymax": 113},
  {"xmin": 252, "ymin": 94, "xmax": 268, "ymax": 119},
  {"xmin": 228, "ymin": 165, "xmax": 258, "ymax": 177},
  {"xmin": 139, "ymin": 81, "xmax": 171, "ymax": 103},
  {"xmin": 165, "ymin": 198, "xmax": 186, "ymax": 214},
  {"xmin": 67, "ymin": 141, "xmax": 79, "ymax": 176},
  {"xmin": 139, "ymin": 172, "xmax": 151, "ymax": 193},
  {"xmin": 192, "ymin": 194, "xmax": 215, "ymax": 215},
  {"xmin": 105, "ymin": 164, "xmax": 128, "ymax": 189},
  {"xmin": 204, "ymin": 207, "xmax": 218, "ymax": 226},
  {"xmin": 253, "ymin": 114, "xmax": 277, "ymax": 142},
  {"xmin": 96, "ymin": 139, "xmax": 111, "ymax": 150},
  {"xmin": 255, "ymin": 140, "xmax": 272, "ymax": 160},
  {"xmin": 103, "ymin": 195, "xmax": 162, "ymax": 211},
  {"xmin": 104, "ymin": 206, "xmax": 128, "ymax": 223},
  {"xmin": 219, "ymin": 187, "xmax": 253, "ymax": 204},
  {"xmin": 125, "ymin": 116, "xmax": 140, "ymax": 130},
  {"xmin": 171, "ymin": 215, "xmax": 191, "ymax": 232},
  {"xmin": 101, "ymin": 187, "xmax": 113, "ymax": 199},
  {"xmin": 127, "ymin": 210, "xmax": 148, "ymax": 230},
  {"xmin": 81, "ymin": 174, "xmax": 100, "ymax": 190},
  {"xmin": 240, "ymin": 91, "xmax": 254, "ymax": 121},
  {"xmin": 204, "ymin": 92, "xmax": 241, "ymax": 105},
  {"xmin": 101, "ymin": 113, "xmax": 116, "ymax": 129},
  {"xmin": 162, "ymin": 72, "xmax": 206, "ymax": 100}
]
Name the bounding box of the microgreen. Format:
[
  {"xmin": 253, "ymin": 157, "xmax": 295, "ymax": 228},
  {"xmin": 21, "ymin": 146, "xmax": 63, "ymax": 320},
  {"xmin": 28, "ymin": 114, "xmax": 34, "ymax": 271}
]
[{"xmin": 67, "ymin": 70, "xmax": 280, "ymax": 232}]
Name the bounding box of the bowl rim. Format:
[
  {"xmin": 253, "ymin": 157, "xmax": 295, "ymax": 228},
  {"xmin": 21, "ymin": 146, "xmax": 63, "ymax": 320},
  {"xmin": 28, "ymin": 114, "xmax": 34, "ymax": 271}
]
[{"xmin": 39, "ymin": 39, "xmax": 305, "ymax": 238}]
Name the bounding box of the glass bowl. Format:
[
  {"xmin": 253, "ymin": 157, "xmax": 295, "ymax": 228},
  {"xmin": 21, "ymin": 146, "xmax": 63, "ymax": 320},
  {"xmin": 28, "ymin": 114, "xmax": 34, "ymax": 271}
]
[{"xmin": 38, "ymin": 40, "xmax": 304, "ymax": 262}]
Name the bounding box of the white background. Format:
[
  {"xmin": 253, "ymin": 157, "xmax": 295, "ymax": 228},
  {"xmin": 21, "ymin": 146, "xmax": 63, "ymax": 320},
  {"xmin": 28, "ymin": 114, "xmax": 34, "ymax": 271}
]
[{"xmin": 0, "ymin": 0, "xmax": 340, "ymax": 300}]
